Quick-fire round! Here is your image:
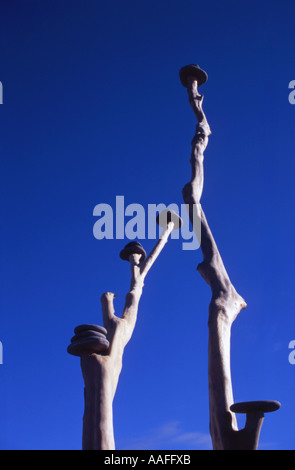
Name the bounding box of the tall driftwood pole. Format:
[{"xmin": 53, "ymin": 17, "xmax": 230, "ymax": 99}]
[
  {"xmin": 179, "ymin": 64, "xmax": 280, "ymax": 450},
  {"xmin": 68, "ymin": 211, "xmax": 182, "ymax": 450}
]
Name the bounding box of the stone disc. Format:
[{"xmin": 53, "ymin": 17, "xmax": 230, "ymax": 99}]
[
  {"xmin": 74, "ymin": 324, "xmax": 107, "ymax": 336},
  {"xmin": 67, "ymin": 335, "xmax": 110, "ymax": 357},
  {"xmin": 230, "ymin": 400, "xmax": 281, "ymax": 414},
  {"xmin": 119, "ymin": 242, "xmax": 146, "ymax": 262},
  {"xmin": 156, "ymin": 209, "xmax": 183, "ymax": 229},
  {"xmin": 179, "ymin": 64, "xmax": 208, "ymax": 88},
  {"xmin": 70, "ymin": 330, "xmax": 107, "ymax": 343}
]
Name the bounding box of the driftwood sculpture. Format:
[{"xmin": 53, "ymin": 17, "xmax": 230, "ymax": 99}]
[
  {"xmin": 179, "ymin": 64, "xmax": 280, "ymax": 450},
  {"xmin": 67, "ymin": 210, "xmax": 182, "ymax": 450},
  {"xmin": 67, "ymin": 65, "xmax": 280, "ymax": 451}
]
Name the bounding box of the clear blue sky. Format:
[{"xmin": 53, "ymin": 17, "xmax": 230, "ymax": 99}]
[{"xmin": 1, "ymin": 0, "xmax": 295, "ymax": 450}]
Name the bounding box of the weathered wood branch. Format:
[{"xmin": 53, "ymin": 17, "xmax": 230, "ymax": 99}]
[
  {"xmin": 181, "ymin": 74, "xmax": 250, "ymax": 449},
  {"xmin": 181, "ymin": 70, "xmax": 280, "ymax": 449},
  {"xmin": 69, "ymin": 218, "xmax": 181, "ymax": 450}
]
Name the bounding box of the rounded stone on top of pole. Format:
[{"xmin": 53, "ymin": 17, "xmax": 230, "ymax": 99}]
[
  {"xmin": 119, "ymin": 241, "xmax": 146, "ymax": 263},
  {"xmin": 156, "ymin": 209, "xmax": 183, "ymax": 231},
  {"xmin": 179, "ymin": 64, "xmax": 208, "ymax": 88}
]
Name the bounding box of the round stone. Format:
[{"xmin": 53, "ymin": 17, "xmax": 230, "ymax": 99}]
[
  {"xmin": 74, "ymin": 324, "xmax": 107, "ymax": 336},
  {"xmin": 230, "ymin": 400, "xmax": 281, "ymax": 414},
  {"xmin": 156, "ymin": 210, "xmax": 183, "ymax": 229},
  {"xmin": 70, "ymin": 330, "xmax": 107, "ymax": 343},
  {"xmin": 179, "ymin": 64, "xmax": 208, "ymax": 88},
  {"xmin": 119, "ymin": 241, "xmax": 146, "ymax": 262},
  {"xmin": 67, "ymin": 335, "xmax": 110, "ymax": 357}
]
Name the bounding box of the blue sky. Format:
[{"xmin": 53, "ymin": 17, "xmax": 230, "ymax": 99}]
[{"xmin": 0, "ymin": 0, "xmax": 295, "ymax": 450}]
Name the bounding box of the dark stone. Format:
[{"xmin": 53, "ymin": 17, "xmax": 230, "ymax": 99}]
[
  {"xmin": 74, "ymin": 324, "xmax": 107, "ymax": 336},
  {"xmin": 70, "ymin": 330, "xmax": 108, "ymax": 343},
  {"xmin": 67, "ymin": 335, "xmax": 110, "ymax": 357},
  {"xmin": 230, "ymin": 400, "xmax": 281, "ymax": 414},
  {"xmin": 68, "ymin": 323, "xmax": 110, "ymax": 356},
  {"xmin": 119, "ymin": 241, "xmax": 146, "ymax": 262},
  {"xmin": 156, "ymin": 210, "xmax": 183, "ymax": 229},
  {"xmin": 179, "ymin": 64, "xmax": 208, "ymax": 88}
]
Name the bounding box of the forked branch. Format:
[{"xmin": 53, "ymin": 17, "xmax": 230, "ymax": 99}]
[{"xmin": 68, "ymin": 212, "xmax": 182, "ymax": 449}]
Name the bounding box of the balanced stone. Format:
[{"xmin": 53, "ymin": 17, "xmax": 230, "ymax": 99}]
[
  {"xmin": 74, "ymin": 324, "xmax": 107, "ymax": 336},
  {"xmin": 119, "ymin": 241, "xmax": 146, "ymax": 262},
  {"xmin": 230, "ymin": 400, "xmax": 281, "ymax": 414},
  {"xmin": 71, "ymin": 330, "xmax": 108, "ymax": 343},
  {"xmin": 67, "ymin": 335, "xmax": 110, "ymax": 357}
]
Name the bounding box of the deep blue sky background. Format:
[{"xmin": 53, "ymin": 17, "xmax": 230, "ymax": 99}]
[{"xmin": 1, "ymin": 0, "xmax": 295, "ymax": 450}]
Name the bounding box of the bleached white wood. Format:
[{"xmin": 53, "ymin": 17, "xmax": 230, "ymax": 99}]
[
  {"xmin": 182, "ymin": 77, "xmax": 250, "ymax": 449},
  {"xmin": 80, "ymin": 222, "xmax": 177, "ymax": 449}
]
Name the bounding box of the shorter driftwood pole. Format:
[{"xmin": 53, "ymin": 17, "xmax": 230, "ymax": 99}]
[
  {"xmin": 179, "ymin": 64, "xmax": 281, "ymax": 450},
  {"xmin": 68, "ymin": 211, "xmax": 182, "ymax": 450}
]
